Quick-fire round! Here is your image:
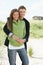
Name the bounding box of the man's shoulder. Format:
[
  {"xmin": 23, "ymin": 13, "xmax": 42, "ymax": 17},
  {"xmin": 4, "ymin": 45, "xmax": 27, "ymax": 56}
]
[{"xmin": 23, "ymin": 18, "xmax": 30, "ymax": 24}]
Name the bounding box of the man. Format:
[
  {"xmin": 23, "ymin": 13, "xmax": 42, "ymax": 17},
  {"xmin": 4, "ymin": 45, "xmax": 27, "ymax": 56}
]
[
  {"xmin": 18, "ymin": 6, "xmax": 30, "ymax": 51},
  {"xmin": 3, "ymin": 6, "xmax": 30, "ymax": 51}
]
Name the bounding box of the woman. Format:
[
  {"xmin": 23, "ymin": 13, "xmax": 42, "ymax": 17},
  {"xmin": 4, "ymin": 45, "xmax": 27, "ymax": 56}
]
[{"xmin": 4, "ymin": 9, "xmax": 29, "ymax": 65}]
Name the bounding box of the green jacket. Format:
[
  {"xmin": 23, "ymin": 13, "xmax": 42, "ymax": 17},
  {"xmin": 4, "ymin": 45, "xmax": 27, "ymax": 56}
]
[{"xmin": 8, "ymin": 20, "xmax": 26, "ymax": 47}]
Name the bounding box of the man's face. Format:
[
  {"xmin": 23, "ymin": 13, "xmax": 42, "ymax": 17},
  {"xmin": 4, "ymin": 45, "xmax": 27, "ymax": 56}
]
[{"xmin": 19, "ymin": 9, "xmax": 26, "ymax": 19}]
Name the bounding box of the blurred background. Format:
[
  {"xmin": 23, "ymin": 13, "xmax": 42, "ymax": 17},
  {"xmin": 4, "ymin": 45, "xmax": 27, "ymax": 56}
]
[{"xmin": 0, "ymin": 0, "xmax": 43, "ymax": 65}]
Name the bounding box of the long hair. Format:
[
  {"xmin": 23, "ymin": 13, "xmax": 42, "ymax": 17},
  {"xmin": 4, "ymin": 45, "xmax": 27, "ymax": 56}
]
[{"xmin": 7, "ymin": 9, "xmax": 19, "ymax": 31}]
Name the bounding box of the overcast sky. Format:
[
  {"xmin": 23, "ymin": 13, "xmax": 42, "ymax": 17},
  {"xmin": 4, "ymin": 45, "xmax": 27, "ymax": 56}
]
[{"xmin": 0, "ymin": 0, "xmax": 43, "ymax": 22}]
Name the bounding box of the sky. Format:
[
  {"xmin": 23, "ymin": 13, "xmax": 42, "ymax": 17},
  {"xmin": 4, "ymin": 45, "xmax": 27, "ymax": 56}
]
[{"xmin": 0, "ymin": 0, "xmax": 43, "ymax": 22}]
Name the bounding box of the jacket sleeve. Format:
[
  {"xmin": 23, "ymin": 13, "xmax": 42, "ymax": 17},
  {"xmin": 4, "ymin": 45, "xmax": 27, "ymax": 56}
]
[
  {"xmin": 3, "ymin": 23, "xmax": 13, "ymax": 36},
  {"xmin": 23, "ymin": 18, "xmax": 30, "ymax": 42}
]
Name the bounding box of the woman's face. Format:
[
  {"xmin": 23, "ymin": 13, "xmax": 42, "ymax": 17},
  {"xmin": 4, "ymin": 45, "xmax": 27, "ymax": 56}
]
[{"xmin": 13, "ymin": 12, "xmax": 19, "ymax": 21}]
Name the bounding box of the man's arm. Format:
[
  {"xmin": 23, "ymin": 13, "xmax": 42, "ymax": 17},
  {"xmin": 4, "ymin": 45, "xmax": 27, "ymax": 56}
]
[
  {"xmin": 3, "ymin": 23, "xmax": 26, "ymax": 44},
  {"xmin": 3, "ymin": 23, "xmax": 13, "ymax": 37},
  {"xmin": 23, "ymin": 18, "xmax": 30, "ymax": 42}
]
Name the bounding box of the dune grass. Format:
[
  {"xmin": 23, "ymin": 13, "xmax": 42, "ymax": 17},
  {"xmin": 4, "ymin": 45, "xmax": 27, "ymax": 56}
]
[
  {"xmin": 0, "ymin": 22, "xmax": 6, "ymax": 46},
  {"xmin": 30, "ymin": 20, "xmax": 43, "ymax": 38}
]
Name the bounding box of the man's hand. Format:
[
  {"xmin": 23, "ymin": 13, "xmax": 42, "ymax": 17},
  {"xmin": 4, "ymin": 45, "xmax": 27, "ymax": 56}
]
[
  {"xmin": 12, "ymin": 35, "xmax": 26, "ymax": 44},
  {"xmin": 17, "ymin": 38, "xmax": 26, "ymax": 44}
]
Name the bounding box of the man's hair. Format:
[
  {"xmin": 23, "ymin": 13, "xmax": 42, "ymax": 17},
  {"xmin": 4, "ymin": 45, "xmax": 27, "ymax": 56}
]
[{"xmin": 18, "ymin": 6, "xmax": 26, "ymax": 10}]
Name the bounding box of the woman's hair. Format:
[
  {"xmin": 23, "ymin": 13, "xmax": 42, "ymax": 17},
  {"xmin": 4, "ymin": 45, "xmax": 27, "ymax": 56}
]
[{"xmin": 7, "ymin": 9, "xmax": 19, "ymax": 31}]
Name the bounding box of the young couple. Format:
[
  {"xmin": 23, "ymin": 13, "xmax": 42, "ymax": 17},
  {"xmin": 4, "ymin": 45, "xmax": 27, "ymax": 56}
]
[{"xmin": 3, "ymin": 6, "xmax": 30, "ymax": 65}]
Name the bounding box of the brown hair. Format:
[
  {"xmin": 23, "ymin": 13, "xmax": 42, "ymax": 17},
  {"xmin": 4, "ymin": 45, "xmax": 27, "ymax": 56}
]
[
  {"xmin": 18, "ymin": 6, "xmax": 26, "ymax": 10},
  {"xmin": 7, "ymin": 9, "xmax": 19, "ymax": 31}
]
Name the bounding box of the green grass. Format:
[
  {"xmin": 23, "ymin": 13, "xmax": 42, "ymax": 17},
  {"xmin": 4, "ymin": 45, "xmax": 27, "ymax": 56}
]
[
  {"xmin": 0, "ymin": 22, "xmax": 6, "ymax": 46},
  {"xmin": 30, "ymin": 20, "xmax": 43, "ymax": 38},
  {"xmin": 28, "ymin": 47, "xmax": 33, "ymax": 57}
]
